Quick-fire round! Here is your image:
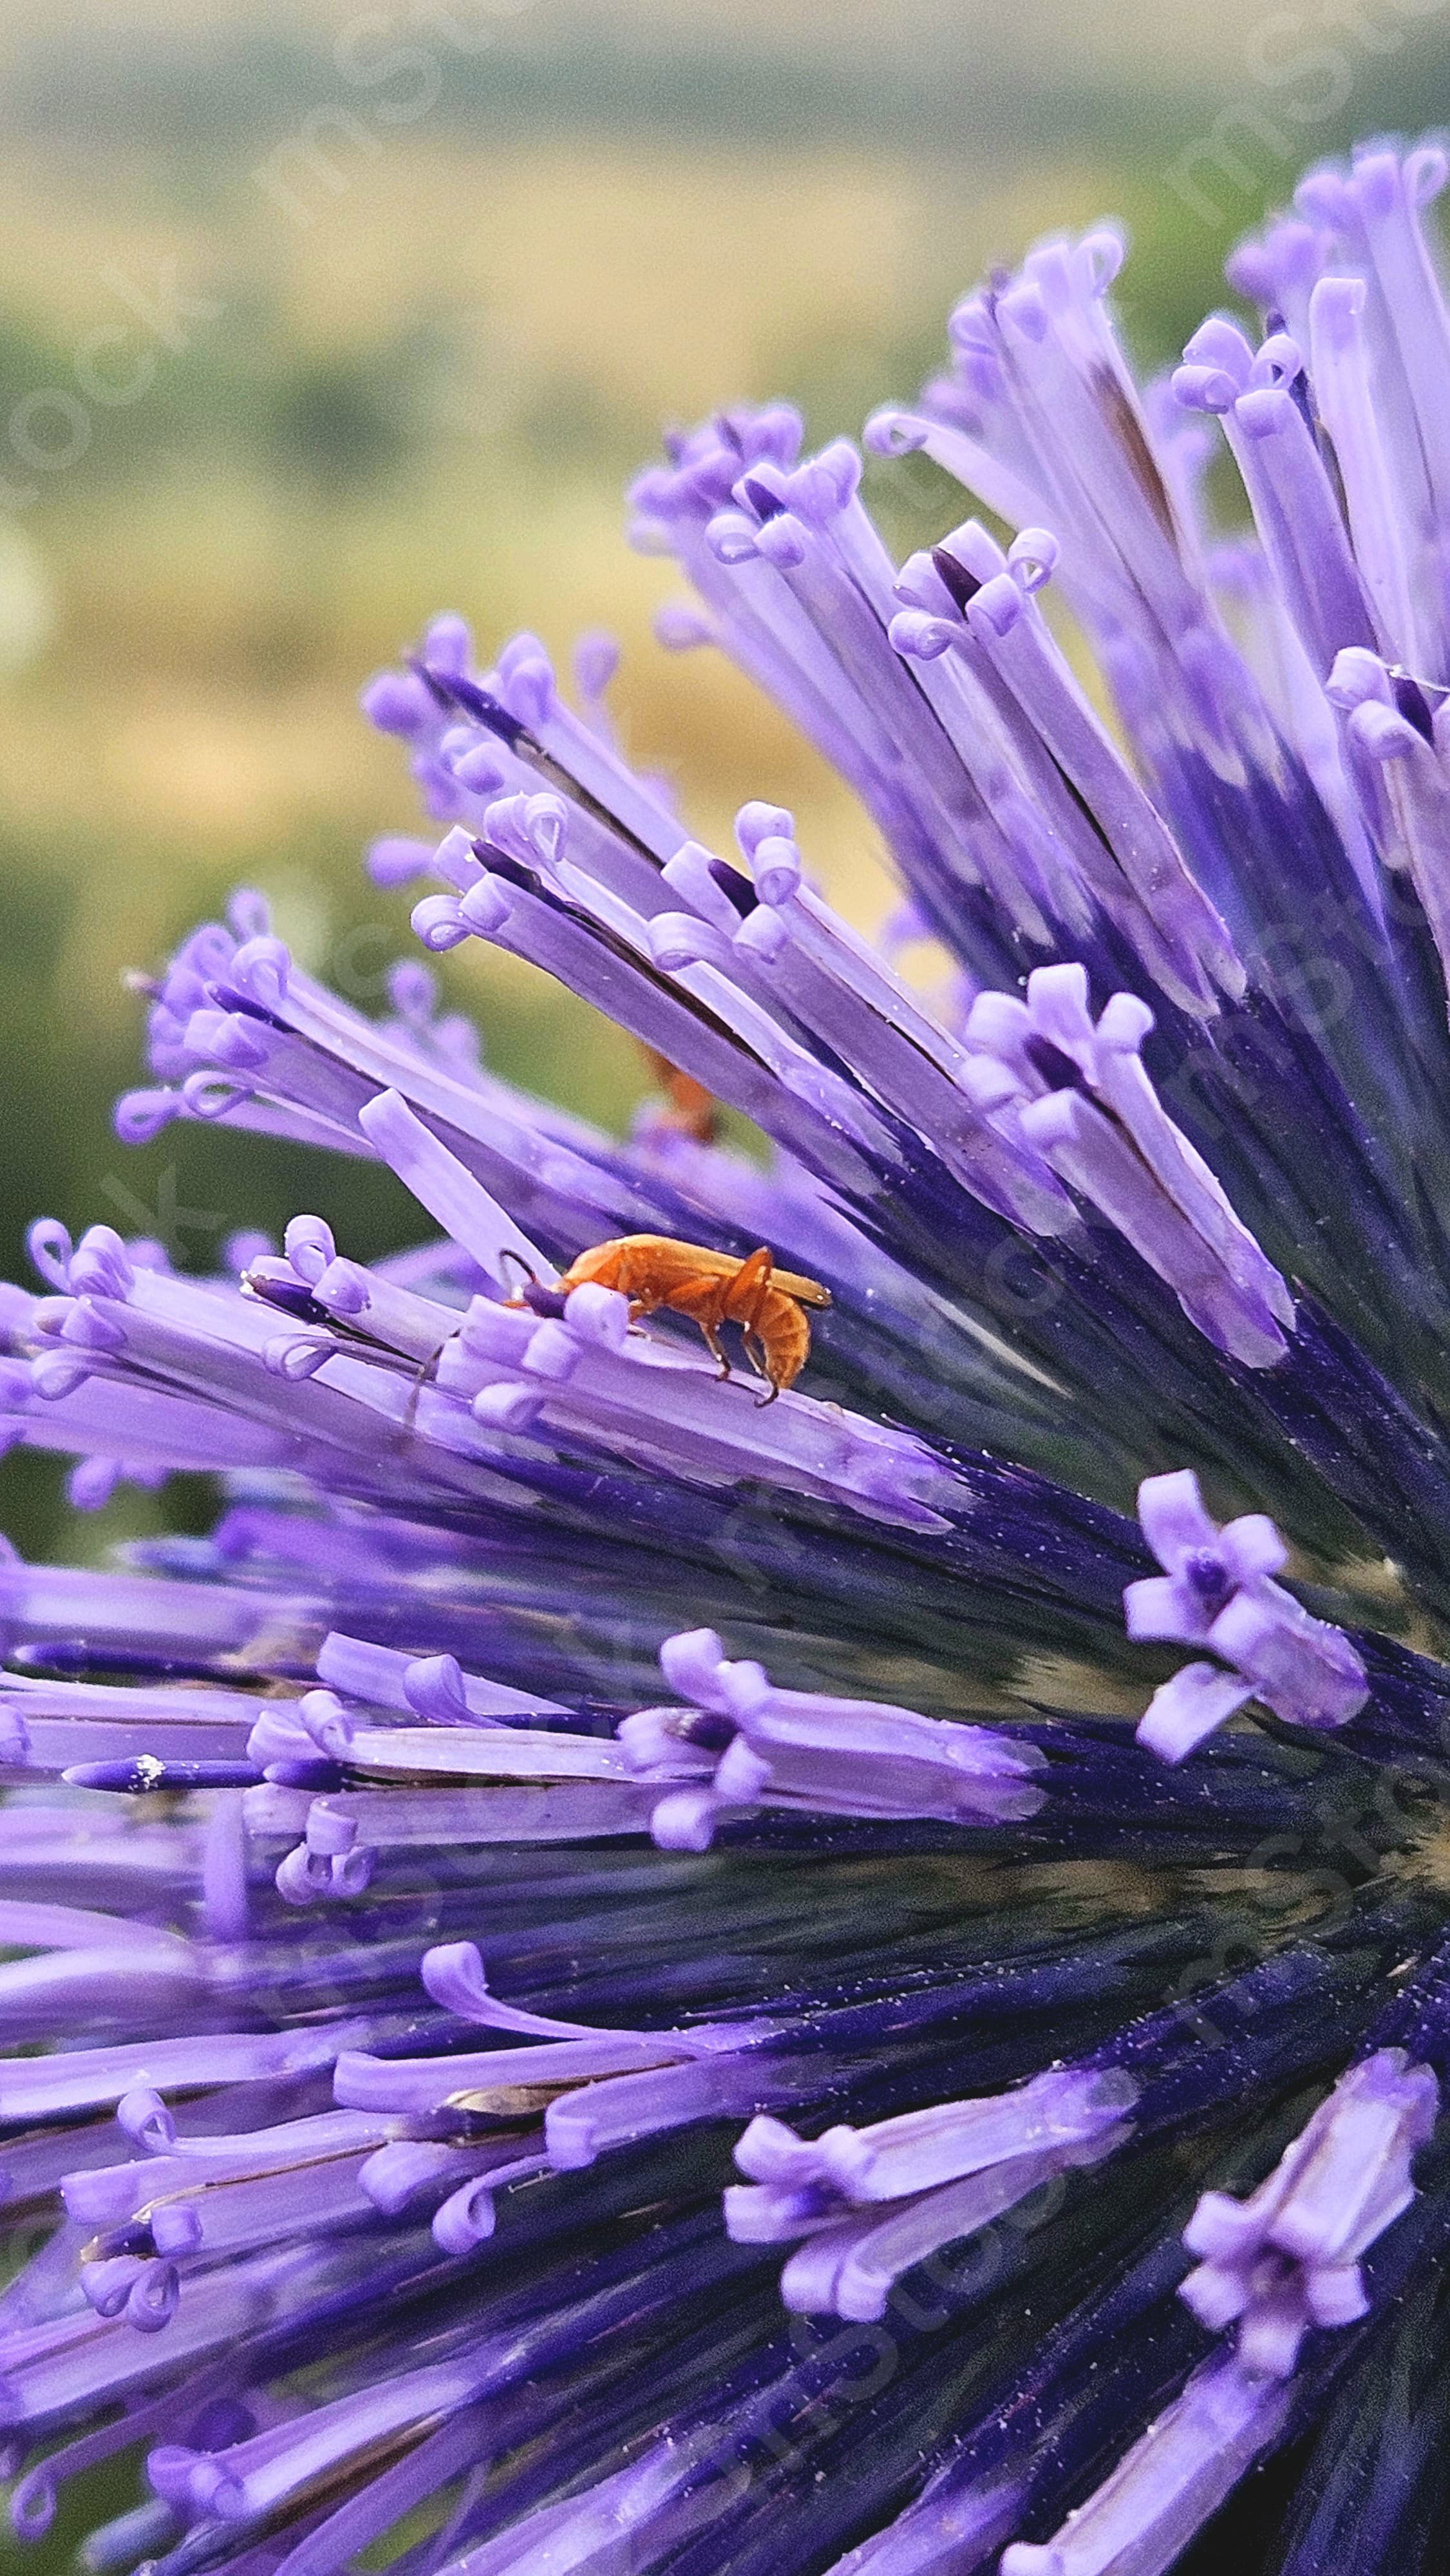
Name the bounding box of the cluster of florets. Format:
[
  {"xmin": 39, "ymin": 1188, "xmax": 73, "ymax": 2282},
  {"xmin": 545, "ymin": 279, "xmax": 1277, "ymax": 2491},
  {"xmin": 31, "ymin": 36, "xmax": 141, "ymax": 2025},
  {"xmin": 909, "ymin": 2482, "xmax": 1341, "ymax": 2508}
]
[{"xmin": 3, "ymin": 135, "xmax": 1450, "ymax": 2576}]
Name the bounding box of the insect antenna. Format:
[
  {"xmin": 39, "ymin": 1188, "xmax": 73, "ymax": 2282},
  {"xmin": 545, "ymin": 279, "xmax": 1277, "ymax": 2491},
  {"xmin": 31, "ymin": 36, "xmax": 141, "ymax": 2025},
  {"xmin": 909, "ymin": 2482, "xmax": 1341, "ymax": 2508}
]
[{"xmin": 497, "ymin": 1247, "xmax": 569, "ymax": 1317}]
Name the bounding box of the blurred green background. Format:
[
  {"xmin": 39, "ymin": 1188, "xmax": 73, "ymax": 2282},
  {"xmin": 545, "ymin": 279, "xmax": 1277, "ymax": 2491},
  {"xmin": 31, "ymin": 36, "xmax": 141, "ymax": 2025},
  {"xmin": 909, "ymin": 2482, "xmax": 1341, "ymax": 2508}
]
[{"xmin": 0, "ymin": 0, "xmax": 1447, "ymax": 1579}]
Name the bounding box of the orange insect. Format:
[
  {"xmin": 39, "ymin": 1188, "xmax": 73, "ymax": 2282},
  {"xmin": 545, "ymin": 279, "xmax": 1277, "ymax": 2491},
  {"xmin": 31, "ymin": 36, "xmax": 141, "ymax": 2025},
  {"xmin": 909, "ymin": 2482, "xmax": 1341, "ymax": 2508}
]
[
  {"xmin": 534, "ymin": 1235, "xmax": 831, "ymax": 1401},
  {"xmin": 639, "ymin": 1046, "xmax": 720, "ymax": 1146}
]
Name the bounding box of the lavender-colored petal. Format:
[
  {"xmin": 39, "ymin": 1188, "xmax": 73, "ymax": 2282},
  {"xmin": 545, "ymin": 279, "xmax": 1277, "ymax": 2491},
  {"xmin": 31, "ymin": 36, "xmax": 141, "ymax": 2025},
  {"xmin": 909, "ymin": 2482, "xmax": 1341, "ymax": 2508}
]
[{"xmin": 999, "ymin": 2353, "xmax": 1293, "ymax": 2576}]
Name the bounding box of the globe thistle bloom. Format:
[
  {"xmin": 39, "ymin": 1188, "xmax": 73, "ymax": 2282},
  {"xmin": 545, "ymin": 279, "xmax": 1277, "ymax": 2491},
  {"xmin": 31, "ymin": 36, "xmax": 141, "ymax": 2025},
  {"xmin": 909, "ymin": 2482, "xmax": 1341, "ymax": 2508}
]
[{"xmin": 8, "ymin": 133, "xmax": 1450, "ymax": 2576}]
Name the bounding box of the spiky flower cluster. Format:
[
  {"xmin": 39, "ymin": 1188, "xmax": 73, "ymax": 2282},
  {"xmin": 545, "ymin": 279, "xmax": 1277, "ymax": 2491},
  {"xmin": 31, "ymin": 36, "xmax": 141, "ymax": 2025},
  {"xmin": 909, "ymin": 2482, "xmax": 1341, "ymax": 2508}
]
[{"xmin": 5, "ymin": 137, "xmax": 1450, "ymax": 2576}]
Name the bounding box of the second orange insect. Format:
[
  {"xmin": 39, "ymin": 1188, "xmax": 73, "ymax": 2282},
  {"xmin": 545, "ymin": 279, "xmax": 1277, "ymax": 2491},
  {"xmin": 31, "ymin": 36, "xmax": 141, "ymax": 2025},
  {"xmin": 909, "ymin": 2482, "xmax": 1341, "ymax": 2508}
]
[{"xmin": 539, "ymin": 1235, "xmax": 831, "ymax": 1399}]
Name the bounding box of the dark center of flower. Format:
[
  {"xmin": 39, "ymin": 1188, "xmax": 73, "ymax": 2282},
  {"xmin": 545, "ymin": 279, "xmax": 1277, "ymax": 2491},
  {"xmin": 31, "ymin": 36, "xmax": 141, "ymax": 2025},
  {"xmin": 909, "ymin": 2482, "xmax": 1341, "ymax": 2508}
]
[
  {"xmin": 1023, "ymin": 1034, "xmax": 1088, "ymax": 1094},
  {"xmin": 1183, "ymin": 1549, "xmax": 1234, "ymax": 1616}
]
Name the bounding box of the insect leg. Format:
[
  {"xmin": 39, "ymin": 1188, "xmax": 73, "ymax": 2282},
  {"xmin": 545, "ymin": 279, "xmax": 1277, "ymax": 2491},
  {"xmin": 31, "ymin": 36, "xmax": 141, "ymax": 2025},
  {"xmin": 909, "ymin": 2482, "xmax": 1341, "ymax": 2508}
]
[
  {"xmin": 701, "ymin": 1318, "xmax": 732, "ymax": 1378},
  {"xmin": 720, "ymin": 1247, "xmax": 775, "ymax": 1328},
  {"xmin": 742, "ymin": 1331, "xmax": 780, "ymax": 1403},
  {"xmin": 401, "ymin": 1338, "xmax": 449, "ymax": 1435},
  {"xmin": 660, "ymin": 1266, "xmax": 736, "ymax": 1377}
]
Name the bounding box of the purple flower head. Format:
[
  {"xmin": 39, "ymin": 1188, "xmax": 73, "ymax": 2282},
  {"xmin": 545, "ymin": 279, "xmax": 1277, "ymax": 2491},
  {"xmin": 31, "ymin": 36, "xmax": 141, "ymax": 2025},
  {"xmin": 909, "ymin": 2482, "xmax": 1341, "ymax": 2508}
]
[
  {"xmin": 963, "ymin": 966, "xmax": 1294, "ymax": 1363},
  {"xmin": 618, "ymin": 1626, "xmax": 1048, "ymax": 1849},
  {"xmin": 1127, "ymin": 1469, "xmax": 1370, "ymax": 1761},
  {"xmin": 726, "ymin": 2066, "xmax": 1137, "ymax": 2320},
  {"xmin": 9, "ymin": 131, "xmax": 1450, "ymax": 2576},
  {"xmin": 1180, "ymin": 2047, "xmax": 1438, "ymax": 2377}
]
